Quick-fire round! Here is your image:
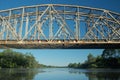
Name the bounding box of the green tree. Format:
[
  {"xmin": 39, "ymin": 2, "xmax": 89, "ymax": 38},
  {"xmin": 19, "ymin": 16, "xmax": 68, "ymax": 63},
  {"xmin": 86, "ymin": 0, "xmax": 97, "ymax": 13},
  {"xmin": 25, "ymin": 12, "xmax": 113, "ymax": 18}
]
[
  {"xmin": 101, "ymin": 49, "xmax": 120, "ymax": 68},
  {"xmin": 87, "ymin": 53, "xmax": 95, "ymax": 63},
  {"xmin": 0, "ymin": 49, "xmax": 40, "ymax": 68},
  {"xmin": 102, "ymin": 49, "xmax": 115, "ymax": 58}
]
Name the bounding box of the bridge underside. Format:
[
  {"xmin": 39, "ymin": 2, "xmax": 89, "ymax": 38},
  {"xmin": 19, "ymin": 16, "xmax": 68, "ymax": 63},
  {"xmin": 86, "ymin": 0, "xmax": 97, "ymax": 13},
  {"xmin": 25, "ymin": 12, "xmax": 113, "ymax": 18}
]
[{"xmin": 0, "ymin": 40, "xmax": 119, "ymax": 49}]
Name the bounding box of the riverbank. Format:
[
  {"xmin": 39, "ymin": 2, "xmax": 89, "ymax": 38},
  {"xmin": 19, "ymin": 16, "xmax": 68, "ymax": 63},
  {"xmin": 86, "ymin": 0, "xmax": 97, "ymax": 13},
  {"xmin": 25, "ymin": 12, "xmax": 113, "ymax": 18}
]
[{"xmin": 68, "ymin": 49, "xmax": 120, "ymax": 69}]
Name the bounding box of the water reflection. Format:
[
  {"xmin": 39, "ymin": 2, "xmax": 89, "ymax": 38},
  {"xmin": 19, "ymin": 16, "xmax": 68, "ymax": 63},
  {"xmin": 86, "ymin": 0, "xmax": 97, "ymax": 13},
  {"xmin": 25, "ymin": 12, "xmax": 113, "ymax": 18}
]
[
  {"xmin": 0, "ymin": 68, "xmax": 120, "ymax": 80},
  {"xmin": 69, "ymin": 68, "xmax": 120, "ymax": 80},
  {"xmin": 86, "ymin": 72, "xmax": 120, "ymax": 80},
  {"xmin": 0, "ymin": 68, "xmax": 40, "ymax": 80}
]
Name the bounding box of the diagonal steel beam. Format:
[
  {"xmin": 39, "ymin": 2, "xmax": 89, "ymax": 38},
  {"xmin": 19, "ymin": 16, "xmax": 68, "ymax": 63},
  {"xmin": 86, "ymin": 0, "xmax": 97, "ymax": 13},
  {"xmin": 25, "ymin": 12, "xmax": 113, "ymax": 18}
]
[{"xmin": 21, "ymin": 6, "xmax": 50, "ymax": 41}]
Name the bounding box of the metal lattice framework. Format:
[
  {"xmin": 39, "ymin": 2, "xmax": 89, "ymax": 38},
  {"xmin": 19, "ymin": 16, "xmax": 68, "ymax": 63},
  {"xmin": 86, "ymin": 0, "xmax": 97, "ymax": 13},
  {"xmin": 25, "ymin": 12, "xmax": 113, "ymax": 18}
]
[{"xmin": 0, "ymin": 4, "xmax": 120, "ymax": 49}]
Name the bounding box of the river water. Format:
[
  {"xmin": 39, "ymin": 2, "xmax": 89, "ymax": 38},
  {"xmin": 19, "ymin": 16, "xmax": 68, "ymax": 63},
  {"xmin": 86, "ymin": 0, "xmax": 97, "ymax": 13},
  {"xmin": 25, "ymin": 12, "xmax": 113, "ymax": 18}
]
[{"xmin": 0, "ymin": 68, "xmax": 120, "ymax": 80}]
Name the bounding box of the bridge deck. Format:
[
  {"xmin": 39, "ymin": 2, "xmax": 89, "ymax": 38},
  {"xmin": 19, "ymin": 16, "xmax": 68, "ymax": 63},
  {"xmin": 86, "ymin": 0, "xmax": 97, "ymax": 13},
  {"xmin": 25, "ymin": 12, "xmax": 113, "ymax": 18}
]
[{"xmin": 0, "ymin": 40, "xmax": 120, "ymax": 49}]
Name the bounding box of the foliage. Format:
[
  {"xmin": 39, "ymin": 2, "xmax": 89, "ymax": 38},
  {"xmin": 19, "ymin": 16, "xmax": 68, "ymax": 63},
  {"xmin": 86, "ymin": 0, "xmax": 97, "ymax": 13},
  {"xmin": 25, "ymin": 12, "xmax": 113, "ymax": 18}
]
[
  {"xmin": 68, "ymin": 49, "xmax": 120, "ymax": 69},
  {"xmin": 0, "ymin": 49, "xmax": 41, "ymax": 68},
  {"xmin": 68, "ymin": 63, "xmax": 81, "ymax": 68}
]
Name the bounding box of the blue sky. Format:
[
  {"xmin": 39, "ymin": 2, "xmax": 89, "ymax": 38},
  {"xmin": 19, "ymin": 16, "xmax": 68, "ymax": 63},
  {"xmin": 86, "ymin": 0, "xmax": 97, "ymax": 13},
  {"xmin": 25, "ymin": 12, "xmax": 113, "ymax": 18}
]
[
  {"xmin": 0, "ymin": 0, "xmax": 120, "ymax": 13},
  {"xmin": 0, "ymin": 0, "xmax": 119, "ymax": 66}
]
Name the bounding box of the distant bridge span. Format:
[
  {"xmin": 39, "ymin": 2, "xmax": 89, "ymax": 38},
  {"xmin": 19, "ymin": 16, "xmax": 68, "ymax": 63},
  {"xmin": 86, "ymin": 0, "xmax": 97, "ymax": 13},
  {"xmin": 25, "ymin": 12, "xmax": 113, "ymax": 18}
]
[{"xmin": 0, "ymin": 4, "xmax": 120, "ymax": 49}]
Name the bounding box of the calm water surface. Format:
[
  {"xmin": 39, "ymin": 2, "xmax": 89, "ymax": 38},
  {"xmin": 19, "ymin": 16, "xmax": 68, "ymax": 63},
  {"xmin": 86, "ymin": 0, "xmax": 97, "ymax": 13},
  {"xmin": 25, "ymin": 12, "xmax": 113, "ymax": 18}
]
[{"xmin": 0, "ymin": 68, "xmax": 120, "ymax": 80}]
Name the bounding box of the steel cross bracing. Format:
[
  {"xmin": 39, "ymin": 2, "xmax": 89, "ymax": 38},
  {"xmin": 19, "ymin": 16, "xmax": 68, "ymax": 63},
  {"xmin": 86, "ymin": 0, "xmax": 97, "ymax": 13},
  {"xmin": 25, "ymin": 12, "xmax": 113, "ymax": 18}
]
[{"xmin": 0, "ymin": 4, "xmax": 120, "ymax": 49}]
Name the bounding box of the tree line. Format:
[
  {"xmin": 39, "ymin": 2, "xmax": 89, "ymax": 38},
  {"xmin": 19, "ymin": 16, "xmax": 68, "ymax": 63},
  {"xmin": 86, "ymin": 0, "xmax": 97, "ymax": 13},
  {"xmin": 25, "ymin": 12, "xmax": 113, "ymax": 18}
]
[
  {"xmin": 68, "ymin": 49, "xmax": 120, "ymax": 68},
  {"xmin": 0, "ymin": 49, "xmax": 45, "ymax": 68}
]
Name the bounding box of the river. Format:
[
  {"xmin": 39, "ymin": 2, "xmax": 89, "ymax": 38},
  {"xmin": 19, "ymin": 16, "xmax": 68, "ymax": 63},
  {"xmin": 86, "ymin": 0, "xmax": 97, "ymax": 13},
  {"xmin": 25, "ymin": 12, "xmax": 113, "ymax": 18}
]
[{"xmin": 0, "ymin": 68, "xmax": 120, "ymax": 80}]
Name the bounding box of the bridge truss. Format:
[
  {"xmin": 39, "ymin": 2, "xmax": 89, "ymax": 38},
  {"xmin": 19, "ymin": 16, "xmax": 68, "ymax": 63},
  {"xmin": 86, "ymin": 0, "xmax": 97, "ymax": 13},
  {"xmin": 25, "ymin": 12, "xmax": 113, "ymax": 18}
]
[{"xmin": 0, "ymin": 4, "xmax": 120, "ymax": 49}]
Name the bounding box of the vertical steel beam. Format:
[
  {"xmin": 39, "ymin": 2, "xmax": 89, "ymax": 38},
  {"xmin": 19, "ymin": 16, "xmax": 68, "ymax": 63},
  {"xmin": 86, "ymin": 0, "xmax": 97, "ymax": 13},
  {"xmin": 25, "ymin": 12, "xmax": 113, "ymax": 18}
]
[
  {"xmin": 19, "ymin": 7, "xmax": 25, "ymax": 40},
  {"xmin": 0, "ymin": 22, "xmax": 5, "ymax": 40},
  {"xmin": 75, "ymin": 7, "xmax": 80, "ymax": 41},
  {"xmin": 25, "ymin": 14, "xmax": 29, "ymax": 40},
  {"xmin": 6, "ymin": 10, "xmax": 12, "ymax": 40},
  {"xmin": 13, "ymin": 18, "xmax": 17, "ymax": 40},
  {"xmin": 36, "ymin": 6, "xmax": 39, "ymax": 40},
  {"xmin": 49, "ymin": 5, "xmax": 53, "ymax": 41}
]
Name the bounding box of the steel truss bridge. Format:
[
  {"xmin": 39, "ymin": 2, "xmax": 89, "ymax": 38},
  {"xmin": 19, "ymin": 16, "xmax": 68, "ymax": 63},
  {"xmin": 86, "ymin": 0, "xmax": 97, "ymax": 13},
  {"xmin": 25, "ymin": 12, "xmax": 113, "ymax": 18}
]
[{"xmin": 0, "ymin": 4, "xmax": 120, "ymax": 49}]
